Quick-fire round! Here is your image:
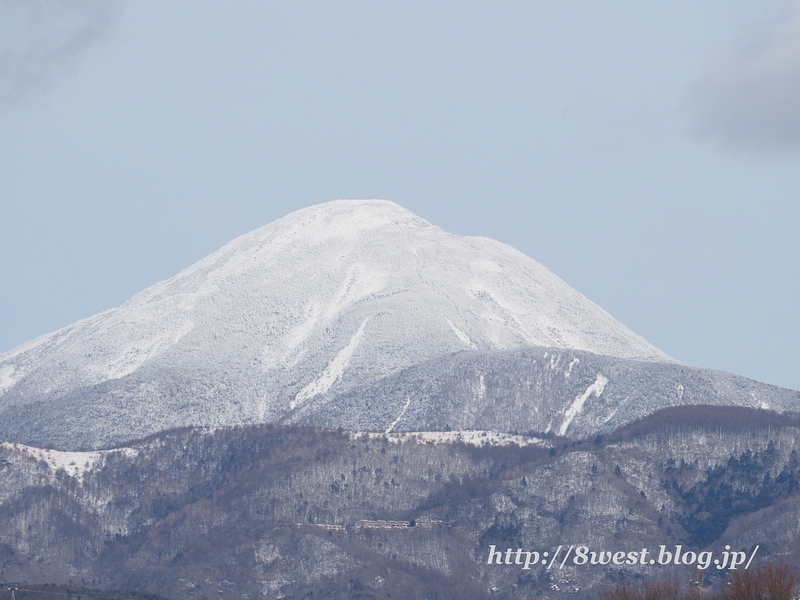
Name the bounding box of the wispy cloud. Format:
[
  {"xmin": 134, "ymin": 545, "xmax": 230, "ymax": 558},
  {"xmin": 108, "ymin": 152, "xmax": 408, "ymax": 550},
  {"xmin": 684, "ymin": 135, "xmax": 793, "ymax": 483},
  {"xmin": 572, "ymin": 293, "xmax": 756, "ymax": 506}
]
[
  {"xmin": 688, "ymin": 2, "xmax": 800, "ymax": 153},
  {"xmin": 0, "ymin": 0, "xmax": 120, "ymax": 107}
]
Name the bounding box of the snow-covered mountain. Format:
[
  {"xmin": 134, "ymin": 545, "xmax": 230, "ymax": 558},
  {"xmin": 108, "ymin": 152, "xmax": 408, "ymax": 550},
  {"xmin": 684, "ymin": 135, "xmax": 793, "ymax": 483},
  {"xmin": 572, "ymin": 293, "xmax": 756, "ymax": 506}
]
[{"xmin": 0, "ymin": 199, "xmax": 735, "ymax": 449}]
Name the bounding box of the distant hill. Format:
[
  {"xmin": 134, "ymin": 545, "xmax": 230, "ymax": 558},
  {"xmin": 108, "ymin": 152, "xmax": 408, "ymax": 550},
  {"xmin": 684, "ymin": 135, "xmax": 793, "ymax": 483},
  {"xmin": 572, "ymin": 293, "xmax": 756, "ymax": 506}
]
[{"xmin": 3, "ymin": 407, "xmax": 800, "ymax": 598}]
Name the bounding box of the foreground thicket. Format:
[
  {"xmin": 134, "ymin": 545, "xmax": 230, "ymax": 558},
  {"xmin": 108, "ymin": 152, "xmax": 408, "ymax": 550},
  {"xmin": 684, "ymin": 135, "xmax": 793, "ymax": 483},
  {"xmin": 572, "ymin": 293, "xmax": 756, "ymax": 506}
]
[{"xmin": 600, "ymin": 563, "xmax": 798, "ymax": 600}]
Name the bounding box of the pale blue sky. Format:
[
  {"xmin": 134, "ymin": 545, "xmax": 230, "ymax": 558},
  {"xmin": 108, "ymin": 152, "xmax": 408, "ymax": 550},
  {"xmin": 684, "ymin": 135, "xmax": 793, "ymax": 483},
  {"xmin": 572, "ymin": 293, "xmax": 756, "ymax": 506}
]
[{"xmin": 2, "ymin": 1, "xmax": 799, "ymax": 390}]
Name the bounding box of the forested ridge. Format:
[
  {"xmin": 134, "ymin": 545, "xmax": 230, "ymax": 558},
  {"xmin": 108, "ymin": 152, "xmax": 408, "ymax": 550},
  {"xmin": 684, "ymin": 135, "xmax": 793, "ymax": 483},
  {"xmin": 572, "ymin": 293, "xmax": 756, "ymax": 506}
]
[{"xmin": 2, "ymin": 407, "xmax": 800, "ymax": 598}]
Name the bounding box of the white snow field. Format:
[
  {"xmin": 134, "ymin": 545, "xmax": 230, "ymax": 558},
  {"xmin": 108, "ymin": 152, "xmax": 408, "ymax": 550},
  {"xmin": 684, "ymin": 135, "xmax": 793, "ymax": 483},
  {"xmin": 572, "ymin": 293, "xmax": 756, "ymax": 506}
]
[{"xmin": 0, "ymin": 200, "xmax": 682, "ymax": 448}]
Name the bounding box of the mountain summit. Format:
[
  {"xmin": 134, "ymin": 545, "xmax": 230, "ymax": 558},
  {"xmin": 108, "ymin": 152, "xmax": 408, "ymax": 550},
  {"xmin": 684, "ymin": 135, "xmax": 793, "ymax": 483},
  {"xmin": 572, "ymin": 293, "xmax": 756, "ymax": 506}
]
[{"xmin": 0, "ymin": 200, "xmax": 696, "ymax": 447}]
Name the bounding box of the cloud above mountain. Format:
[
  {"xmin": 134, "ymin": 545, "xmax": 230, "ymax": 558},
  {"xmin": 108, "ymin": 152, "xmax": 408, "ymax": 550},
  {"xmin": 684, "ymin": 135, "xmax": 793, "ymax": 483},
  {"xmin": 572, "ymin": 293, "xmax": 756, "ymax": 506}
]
[
  {"xmin": 0, "ymin": 0, "xmax": 120, "ymax": 107},
  {"xmin": 688, "ymin": 2, "xmax": 800, "ymax": 153}
]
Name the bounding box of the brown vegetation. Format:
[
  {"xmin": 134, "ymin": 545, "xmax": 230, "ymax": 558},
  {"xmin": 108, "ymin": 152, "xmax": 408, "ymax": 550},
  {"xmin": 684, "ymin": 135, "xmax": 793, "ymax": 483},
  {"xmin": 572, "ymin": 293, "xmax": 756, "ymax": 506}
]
[
  {"xmin": 719, "ymin": 563, "xmax": 798, "ymax": 600},
  {"xmin": 599, "ymin": 563, "xmax": 798, "ymax": 600}
]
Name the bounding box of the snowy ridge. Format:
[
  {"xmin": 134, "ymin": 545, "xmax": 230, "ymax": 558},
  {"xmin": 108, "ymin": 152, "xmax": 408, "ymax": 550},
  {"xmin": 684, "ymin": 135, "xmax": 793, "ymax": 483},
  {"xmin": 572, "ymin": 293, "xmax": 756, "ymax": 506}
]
[
  {"xmin": 0, "ymin": 441, "xmax": 137, "ymax": 478},
  {"xmin": 353, "ymin": 430, "xmax": 548, "ymax": 448}
]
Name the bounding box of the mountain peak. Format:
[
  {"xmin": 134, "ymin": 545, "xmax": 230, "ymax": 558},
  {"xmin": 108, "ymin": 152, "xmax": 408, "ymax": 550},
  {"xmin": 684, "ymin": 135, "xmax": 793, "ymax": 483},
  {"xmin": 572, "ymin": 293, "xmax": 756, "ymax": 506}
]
[
  {"xmin": 280, "ymin": 198, "xmax": 422, "ymax": 226},
  {"xmin": 224, "ymin": 199, "xmax": 432, "ymax": 257},
  {"xmin": 0, "ymin": 200, "xmax": 676, "ymax": 448}
]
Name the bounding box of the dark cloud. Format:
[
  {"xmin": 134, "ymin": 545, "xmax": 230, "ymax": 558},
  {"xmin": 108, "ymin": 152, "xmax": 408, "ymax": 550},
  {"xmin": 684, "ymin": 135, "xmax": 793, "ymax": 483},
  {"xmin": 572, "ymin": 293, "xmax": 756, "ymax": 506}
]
[
  {"xmin": 688, "ymin": 2, "xmax": 800, "ymax": 153},
  {"xmin": 0, "ymin": 0, "xmax": 120, "ymax": 107}
]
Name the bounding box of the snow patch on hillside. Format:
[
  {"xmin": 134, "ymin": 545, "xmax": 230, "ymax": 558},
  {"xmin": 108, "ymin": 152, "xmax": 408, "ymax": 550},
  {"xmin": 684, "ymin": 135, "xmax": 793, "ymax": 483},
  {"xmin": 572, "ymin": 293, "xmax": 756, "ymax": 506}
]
[
  {"xmin": 98, "ymin": 318, "xmax": 194, "ymax": 380},
  {"xmin": 292, "ymin": 318, "xmax": 369, "ymax": 408},
  {"xmin": 355, "ymin": 430, "xmax": 547, "ymax": 448},
  {"xmin": 446, "ymin": 318, "xmax": 477, "ymax": 349},
  {"xmin": 565, "ymin": 358, "xmax": 580, "ymax": 379},
  {"xmin": 553, "ymin": 373, "xmax": 609, "ymax": 436},
  {"xmin": 1, "ymin": 442, "xmax": 140, "ymax": 478},
  {"xmin": 2, "ymin": 442, "xmax": 102, "ymax": 478},
  {"xmin": 386, "ymin": 397, "xmax": 412, "ymax": 433},
  {"xmin": 0, "ymin": 366, "xmax": 16, "ymax": 395}
]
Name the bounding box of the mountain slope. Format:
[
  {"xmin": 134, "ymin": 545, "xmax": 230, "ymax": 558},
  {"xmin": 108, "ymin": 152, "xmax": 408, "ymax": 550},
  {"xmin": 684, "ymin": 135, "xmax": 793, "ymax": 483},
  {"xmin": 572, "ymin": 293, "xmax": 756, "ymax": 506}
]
[
  {"xmin": 293, "ymin": 347, "xmax": 800, "ymax": 438},
  {"xmin": 0, "ymin": 200, "xmax": 675, "ymax": 448}
]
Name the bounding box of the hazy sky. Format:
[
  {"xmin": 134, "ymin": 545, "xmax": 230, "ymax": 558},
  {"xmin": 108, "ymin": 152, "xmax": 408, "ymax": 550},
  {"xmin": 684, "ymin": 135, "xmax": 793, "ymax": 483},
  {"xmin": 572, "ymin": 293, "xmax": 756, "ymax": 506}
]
[{"xmin": 1, "ymin": 0, "xmax": 799, "ymax": 391}]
